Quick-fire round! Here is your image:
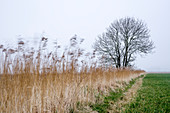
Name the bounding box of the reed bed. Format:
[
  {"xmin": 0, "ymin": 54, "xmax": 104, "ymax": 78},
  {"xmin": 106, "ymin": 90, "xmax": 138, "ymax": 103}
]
[{"xmin": 0, "ymin": 37, "xmax": 145, "ymax": 113}]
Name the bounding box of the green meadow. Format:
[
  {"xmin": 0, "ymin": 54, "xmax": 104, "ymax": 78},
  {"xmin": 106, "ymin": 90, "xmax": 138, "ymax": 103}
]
[{"xmin": 125, "ymin": 73, "xmax": 170, "ymax": 113}]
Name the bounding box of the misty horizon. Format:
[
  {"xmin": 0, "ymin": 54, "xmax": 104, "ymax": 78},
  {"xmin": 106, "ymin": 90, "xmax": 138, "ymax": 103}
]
[{"xmin": 0, "ymin": 0, "xmax": 170, "ymax": 72}]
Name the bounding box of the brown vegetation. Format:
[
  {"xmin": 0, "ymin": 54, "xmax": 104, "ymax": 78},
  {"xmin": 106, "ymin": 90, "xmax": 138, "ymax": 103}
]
[{"xmin": 0, "ymin": 37, "xmax": 145, "ymax": 113}]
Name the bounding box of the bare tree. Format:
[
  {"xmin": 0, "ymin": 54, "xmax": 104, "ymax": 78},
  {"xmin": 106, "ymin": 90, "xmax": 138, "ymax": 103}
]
[{"xmin": 94, "ymin": 17, "xmax": 154, "ymax": 68}]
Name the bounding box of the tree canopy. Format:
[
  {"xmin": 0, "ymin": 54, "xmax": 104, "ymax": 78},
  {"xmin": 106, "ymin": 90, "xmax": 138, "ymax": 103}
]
[{"xmin": 94, "ymin": 17, "xmax": 154, "ymax": 68}]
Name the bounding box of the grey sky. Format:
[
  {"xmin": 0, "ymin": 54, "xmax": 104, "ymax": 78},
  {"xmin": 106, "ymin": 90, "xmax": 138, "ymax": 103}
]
[{"xmin": 0, "ymin": 0, "xmax": 170, "ymax": 72}]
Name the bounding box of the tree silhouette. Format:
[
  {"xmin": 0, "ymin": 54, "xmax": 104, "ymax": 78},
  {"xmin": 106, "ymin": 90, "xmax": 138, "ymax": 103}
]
[{"xmin": 94, "ymin": 17, "xmax": 154, "ymax": 68}]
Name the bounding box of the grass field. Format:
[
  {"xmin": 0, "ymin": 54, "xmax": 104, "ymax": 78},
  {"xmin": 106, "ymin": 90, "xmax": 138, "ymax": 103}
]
[
  {"xmin": 1, "ymin": 38, "xmax": 169, "ymax": 113},
  {"xmin": 3, "ymin": 38, "xmax": 168, "ymax": 113},
  {"xmin": 125, "ymin": 73, "xmax": 170, "ymax": 112}
]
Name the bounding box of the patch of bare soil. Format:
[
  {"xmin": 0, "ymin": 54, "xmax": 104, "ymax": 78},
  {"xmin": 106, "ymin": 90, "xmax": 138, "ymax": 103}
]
[{"xmin": 109, "ymin": 75, "xmax": 145, "ymax": 113}]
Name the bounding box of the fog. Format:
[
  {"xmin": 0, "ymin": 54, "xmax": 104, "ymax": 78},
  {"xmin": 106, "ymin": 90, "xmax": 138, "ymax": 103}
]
[{"xmin": 0, "ymin": 0, "xmax": 170, "ymax": 72}]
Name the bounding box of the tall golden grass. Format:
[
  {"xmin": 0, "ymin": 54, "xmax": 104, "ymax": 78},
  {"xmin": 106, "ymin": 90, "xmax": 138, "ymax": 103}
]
[{"xmin": 0, "ymin": 37, "xmax": 145, "ymax": 113}]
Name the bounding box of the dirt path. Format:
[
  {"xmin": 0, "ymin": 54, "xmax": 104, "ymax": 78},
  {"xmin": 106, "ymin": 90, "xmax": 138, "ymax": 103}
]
[{"xmin": 109, "ymin": 74, "xmax": 146, "ymax": 113}]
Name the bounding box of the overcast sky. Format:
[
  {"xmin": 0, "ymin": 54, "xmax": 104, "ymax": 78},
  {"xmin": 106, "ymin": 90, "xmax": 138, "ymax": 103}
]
[{"xmin": 0, "ymin": 0, "xmax": 170, "ymax": 72}]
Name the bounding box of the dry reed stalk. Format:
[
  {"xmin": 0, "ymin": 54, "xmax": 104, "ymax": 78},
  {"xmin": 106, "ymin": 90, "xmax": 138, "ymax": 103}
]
[
  {"xmin": 0, "ymin": 38, "xmax": 145, "ymax": 113},
  {"xmin": 0, "ymin": 69, "xmax": 144, "ymax": 112}
]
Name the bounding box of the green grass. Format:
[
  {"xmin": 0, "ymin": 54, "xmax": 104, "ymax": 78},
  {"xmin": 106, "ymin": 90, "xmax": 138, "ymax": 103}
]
[
  {"xmin": 90, "ymin": 76, "xmax": 142, "ymax": 113},
  {"xmin": 125, "ymin": 73, "xmax": 170, "ymax": 113},
  {"xmin": 90, "ymin": 88, "xmax": 123, "ymax": 113}
]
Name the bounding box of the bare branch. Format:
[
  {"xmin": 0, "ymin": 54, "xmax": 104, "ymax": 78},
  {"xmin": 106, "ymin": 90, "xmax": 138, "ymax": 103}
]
[{"xmin": 93, "ymin": 17, "xmax": 154, "ymax": 68}]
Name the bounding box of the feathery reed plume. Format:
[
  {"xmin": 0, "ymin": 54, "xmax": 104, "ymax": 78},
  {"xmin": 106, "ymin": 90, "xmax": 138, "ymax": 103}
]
[{"xmin": 0, "ymin": 36, "xmax": 145, "ymax": 113}]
